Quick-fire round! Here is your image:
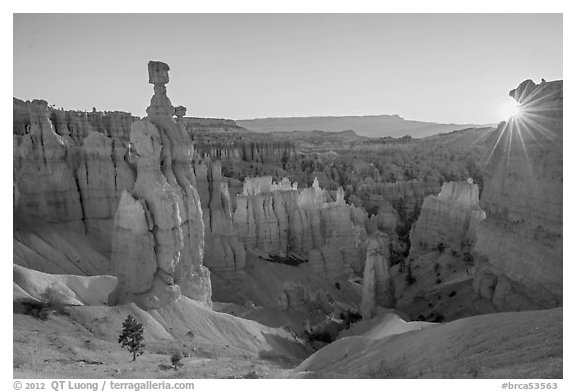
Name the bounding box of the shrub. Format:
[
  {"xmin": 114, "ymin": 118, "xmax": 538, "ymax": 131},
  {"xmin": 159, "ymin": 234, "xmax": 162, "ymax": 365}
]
[
  {"xmin": 22, "ymin": 301, "xmax": 51, "ymax": 320},
  {"xmin": 435, "ymin": 278, "xmax": 442, "ymax": 284},
  {"xmin": 305, "ymin": 330, "xmax": 334, "ymax": 343},
  {"xmin": 430, "ymin": 312, "xmax": 445, "ymax": 322},
  {"xmin": 118, "ymin": 315, "xmax": 145, "ymax": 361},
  {"xmin": 434, "ymin": 242, "xmax": 446, "ymax": 253},
  {"xmin": 448, "ymin": 291, "xmax": 457, "ymax": 298},
  {"xmin": 22, "ymin": 285, "xmax": 70, "ymax": 320},
  {"xmin": 171, "ymin": 353, "xmax": 184, "ymax": 369},
  {"xmin": 340, "ymin": 309, "xmax": 362, "ymax": 328}
]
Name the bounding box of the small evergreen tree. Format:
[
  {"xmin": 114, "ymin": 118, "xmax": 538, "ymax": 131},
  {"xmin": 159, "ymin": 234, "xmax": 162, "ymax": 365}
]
[{"xmin": 118, "ymin": 315, "xmax": 145, "ymax": 361}]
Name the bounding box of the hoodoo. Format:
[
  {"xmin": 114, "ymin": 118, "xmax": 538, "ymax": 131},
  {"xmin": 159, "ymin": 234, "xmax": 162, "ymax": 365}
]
[
  {"xmin": 361, "ymin": 231, "xmax": 395, "ymax": 319},
  {"xmin": 109, "ymin": 61, "xmax": 212, "ymax": 309}
]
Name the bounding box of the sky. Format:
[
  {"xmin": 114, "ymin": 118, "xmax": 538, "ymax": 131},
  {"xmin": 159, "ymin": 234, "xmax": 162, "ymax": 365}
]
[{"xmin": 13, "ymin": 13, "xmax": 562, "ymax": 124}]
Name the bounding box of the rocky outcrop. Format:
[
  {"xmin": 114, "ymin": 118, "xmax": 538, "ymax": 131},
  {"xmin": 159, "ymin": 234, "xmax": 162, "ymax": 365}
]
[
  {"xmin": 194, "ymin": 159, "xmax": 246, "ymax": 272},
  {"xmin": 277, "ymin": 281, "xmax": 334, "ymax": 313},
  {"xmin": 233, "ymin": 178, "xmax": 363, "ymax": 281},
  {"xmin": 14, "ymin": 96, "xmax": 278, "ymax": 266},
  {"xmin": 13, "ymin": 100, "xmax": 85, "ymax": 234},
  {"xmin": 184, "ymin": 117, "xmax": 249, "ymax": 134},
  {"xmin": 409, "ymin": 179, "xmax": 485, "ymax": 255},
  {"xmin": 76, "ymin": 132, "xmax": 135, "ymax": 248},
  {"xmin": 50, "ymin": 108, "xmax": 136, "ymax": 144},
  {"xmin": 356, "ymin": 180, "xmax": 440, "ymax": 219},
  {"xmin": 13, "ymin": 98, "xmax": 136, "ymax": 143},
  {"xmin": 108, "ymin": 61, "xmax": 211, "ymax": 309},
  {"xmin": 13, "ymin": 99, "xmax": 136, "ymax": 252},
  {"xmin": 191, "ymin": 131, "xmax": 297, "ymax": 168},
  {"xmin": 473, "ymin": 79, "xmax": 563, "ymax": 311},
  {"xmin": 360, "ymin": 232, "xmax": 395, "ymax": 319}
]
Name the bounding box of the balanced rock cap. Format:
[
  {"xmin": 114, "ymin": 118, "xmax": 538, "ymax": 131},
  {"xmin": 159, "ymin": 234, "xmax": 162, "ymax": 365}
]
[{"xmin": 148, "ymin": 61, "xmax": 170, "ymax": 85}]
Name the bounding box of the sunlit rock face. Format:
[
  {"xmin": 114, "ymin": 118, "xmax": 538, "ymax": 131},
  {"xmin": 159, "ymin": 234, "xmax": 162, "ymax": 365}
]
[
  {"xmin": 232, "ymin": 177, "xmax": 362, "ymax": 281},
  {"xmin": 194, "ymin": 159, "xmax": 246, "ymax": 272},
  {"xmin": 13, "ymin": 96, "xmax": 245, "ymax": 277},
  {"xmin": 109, "ymin": 61, "xmax": 212, "ymax": 309},
  {"xmin": 409, "ymin": 179, "xmax": 485, "ymax": 255},
  {"xmin": 361, "ymin": 231, "xmax": 395, "ymax": 319},
  {"xmin": 13, "ymin": 100, "xmax": 86, "ymax": 233},
  {"xmin": 13, "ymin": 98, "xmax": 136, "ymax": 252},
  {"xmin": 473, "ymin": 79, "xmax": 563, "ymax": 311},
  {"xmin": 77, "ymin": 131, "xmax": 135, "ymax": 248}
]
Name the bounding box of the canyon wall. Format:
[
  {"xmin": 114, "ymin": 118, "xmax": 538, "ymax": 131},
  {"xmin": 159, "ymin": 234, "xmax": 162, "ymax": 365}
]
[
  {"xmin": 472, "ymin": 79, "xmax": 563, "ymax": 311},
  {"xmin": 409, "ymin": 180, "xmax": 486, "ymax": 255}
]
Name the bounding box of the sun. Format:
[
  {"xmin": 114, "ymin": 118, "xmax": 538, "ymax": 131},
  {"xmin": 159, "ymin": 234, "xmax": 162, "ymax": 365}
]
[{"xmin": 499, "ymin": 98, "xmax": 523, "ymax": 120}]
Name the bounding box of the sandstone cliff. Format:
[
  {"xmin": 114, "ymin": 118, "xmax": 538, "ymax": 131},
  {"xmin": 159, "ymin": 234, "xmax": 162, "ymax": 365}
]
[
  {"xmin": 473, "ymin": 79, "xmax": 563, "ymax": 311},
  {"xmin": 409, "ymin": 179, "xmax": 486, "ymax": 255}
]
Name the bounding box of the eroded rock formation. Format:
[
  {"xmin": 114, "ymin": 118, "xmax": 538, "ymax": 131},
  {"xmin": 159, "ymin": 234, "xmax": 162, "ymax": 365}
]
[
  {"xmin": 277, "ymin": 281, "xmax": 334, "ymax": 314},
  {"xmin": 232, "ymin": 178, "xmax": 362, "ymax": 281},
  {"xmin": 108, "ymin": 61, "xmax": 211, "ymax": 309},
  {"xmin": 361, "ymin": 232, "xmax": 395, "ymax": 319},
  {"xmin": 13, "ymin": 99, "xmax": 136, "ymax": 252},
  {"xmin": 194, "ymin": 159, "xmax": 246, "ymax": 272},
  {"xmin": 13, "ymin": 100, "xmax": 85, "ymax": 233},
  {"xmin": 409, "ymin": 179, "xmax": 485, "ymax": 255},
  {"xmin": 356, "ymin": 179, "xmax": 440, "ymax": 219},
  {"xmin": 473, "ymin": 79, "xmax": 563, "ymax": 311}
]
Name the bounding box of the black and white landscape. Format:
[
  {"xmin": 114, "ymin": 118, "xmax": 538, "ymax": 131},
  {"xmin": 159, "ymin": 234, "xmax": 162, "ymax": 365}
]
[{"xmin": 12, "ymin": 13, "xmax": 562, "ymax": 379}]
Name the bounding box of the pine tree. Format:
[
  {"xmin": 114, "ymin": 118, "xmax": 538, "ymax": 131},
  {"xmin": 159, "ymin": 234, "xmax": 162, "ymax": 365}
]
[{"xmin": 118, "ymin": 315, "xmax": 145, "ymax": 361}]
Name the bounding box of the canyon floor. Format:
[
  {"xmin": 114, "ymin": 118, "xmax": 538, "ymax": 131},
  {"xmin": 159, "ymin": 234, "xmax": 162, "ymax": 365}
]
[{"xmin": 13, "ymin": 304, "xmax": 562, "ymax": 379}]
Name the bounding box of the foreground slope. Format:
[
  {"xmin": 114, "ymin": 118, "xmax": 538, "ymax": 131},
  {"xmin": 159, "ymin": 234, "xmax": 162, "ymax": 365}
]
[
  {"xmin": 293, "ymin": 308, "xmax": 562, "ymax": 378},
  {"xmin": 14, "ymin": 295, "xmax": 309, "ymax": 378}
]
